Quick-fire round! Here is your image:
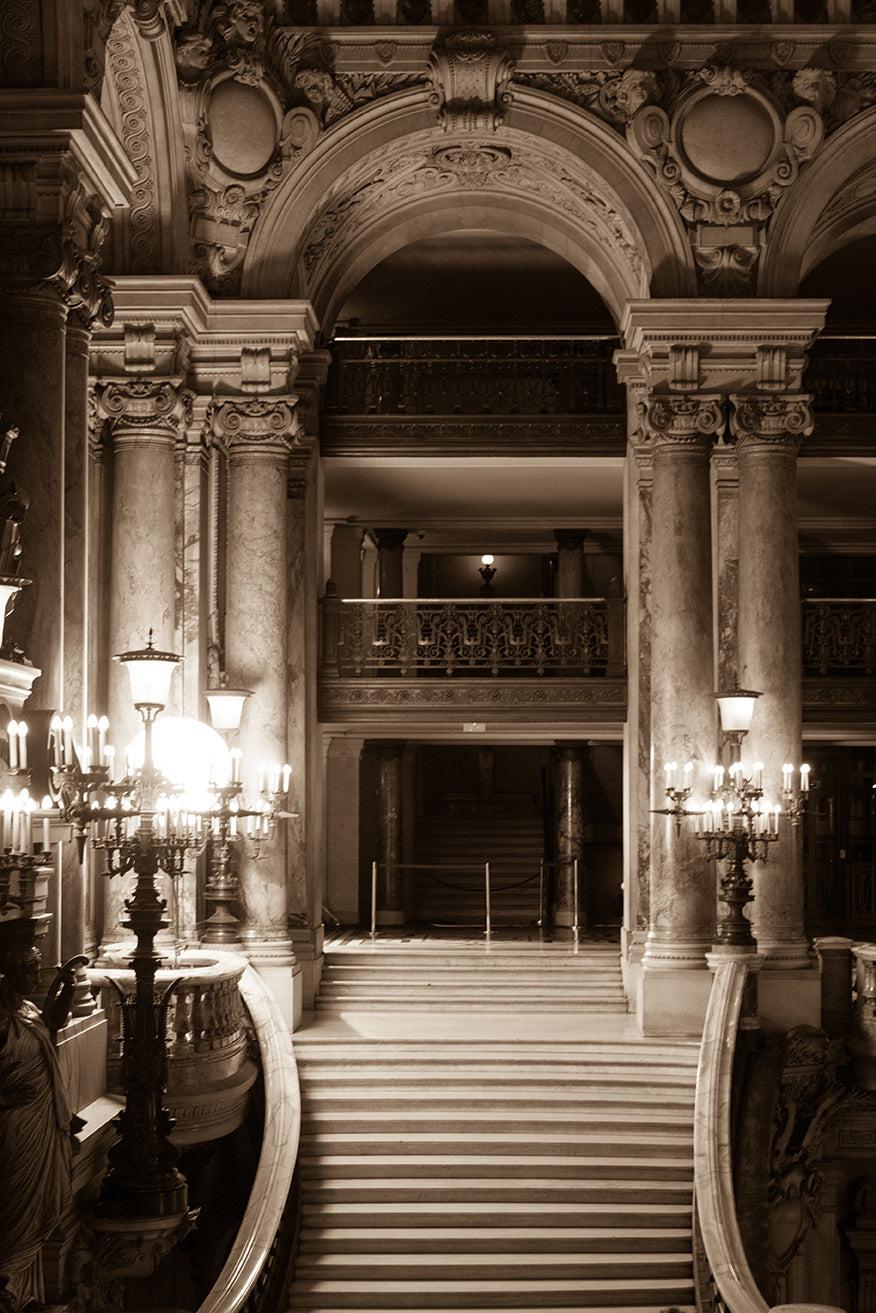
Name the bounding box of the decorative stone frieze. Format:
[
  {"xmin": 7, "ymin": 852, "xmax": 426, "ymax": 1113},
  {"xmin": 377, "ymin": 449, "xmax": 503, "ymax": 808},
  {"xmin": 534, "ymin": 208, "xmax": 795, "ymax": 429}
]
[{"xmin": 427, "ymin": 32, "xmax": 515, "ymax": 133}]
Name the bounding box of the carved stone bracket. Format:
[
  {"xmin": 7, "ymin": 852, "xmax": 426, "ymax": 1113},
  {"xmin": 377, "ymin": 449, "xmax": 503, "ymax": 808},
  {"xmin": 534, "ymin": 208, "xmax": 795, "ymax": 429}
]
[
  {"xmin": 427, "ymin": 32, "xmax": 515, "ymax": 133},
  {"xmin": 646, "ymin": 394, "xmax": 725, "ymax": 449},
  {"xmin": 730, "ymin": 393, "xmax": 814, "ymax": 449},
  {"xmin": 94, "ymin": 380, "xmax": 194, "ymax": 439},
  {"xmin": 210, "ymin": 397, "xmax": 301, "ymax": 457}
]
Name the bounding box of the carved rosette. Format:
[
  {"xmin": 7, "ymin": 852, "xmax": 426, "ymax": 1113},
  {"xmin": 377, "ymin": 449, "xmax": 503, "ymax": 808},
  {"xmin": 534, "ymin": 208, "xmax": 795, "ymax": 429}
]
[
  {"xmin": 210, "ymin": 398, "xmax": 301, "ymax": 459},
  {"xmin": 94, "ymin": 380, "xmax": 195, "ymax": 443},
  {"xmin": 646, "ymin": 394, "xmax": 725, "ymax": 451},
  {"xmin": 427, "ymin": 31, "xmax": 515, "ymax": 133},
  {"xmin": 730, "ymin": 394, "xmax": 814, "ymax": 451}
]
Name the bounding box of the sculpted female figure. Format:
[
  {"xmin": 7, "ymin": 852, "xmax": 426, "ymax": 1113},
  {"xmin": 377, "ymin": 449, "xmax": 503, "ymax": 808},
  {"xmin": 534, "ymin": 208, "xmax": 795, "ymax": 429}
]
[{"xmin": 0, "ymin": 929, "xmax": 84, "ymax": 1312}]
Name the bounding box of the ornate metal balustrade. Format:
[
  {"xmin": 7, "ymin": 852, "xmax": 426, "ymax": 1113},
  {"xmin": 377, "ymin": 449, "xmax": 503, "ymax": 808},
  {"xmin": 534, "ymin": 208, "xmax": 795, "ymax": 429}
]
[
  {"xmin": 324, "ymin": 338, "xmax": 623, "ymax": 417},
  {"xmin": 803, "ymin": 599, "xmax": 876, "ymax": 675},
  {"xmin": 321, "ymin": 594, "xmax": 626, "ymax": 678},
  {"xmin": 805, "ymin": 339, "xmax": 876, "ymax": 415}
]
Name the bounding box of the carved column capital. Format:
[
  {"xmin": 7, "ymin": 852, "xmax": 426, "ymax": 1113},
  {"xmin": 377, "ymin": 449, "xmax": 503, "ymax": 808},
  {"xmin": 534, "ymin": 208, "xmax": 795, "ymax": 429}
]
[
  {"xmin": 94, "ymin": 379, "xmax": 194, "ymax": 441},
  {"xmin": 211, "ymin": 398, "xmax": 301, "ymax": 459},
  {"xmin": 646, "ymin": 394, "xmax": 725, "ymax": 451},
  {"xmin": 730, "ymin": 394, "xmax": 814, "ymax": 451}
]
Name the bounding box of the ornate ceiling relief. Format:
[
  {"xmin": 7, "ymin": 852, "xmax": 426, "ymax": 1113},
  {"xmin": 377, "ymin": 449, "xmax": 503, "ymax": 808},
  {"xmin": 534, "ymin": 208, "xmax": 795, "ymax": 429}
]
[{"xmin": 300, "ymin": 132, "xmax": 646, "ymax": 299}]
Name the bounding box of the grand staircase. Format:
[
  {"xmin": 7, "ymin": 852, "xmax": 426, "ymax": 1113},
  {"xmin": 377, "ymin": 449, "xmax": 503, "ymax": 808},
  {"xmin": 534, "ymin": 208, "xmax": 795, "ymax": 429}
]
[{"xmin": 290, "ymin": 937, "xmax": 699, "ymax": 1312}]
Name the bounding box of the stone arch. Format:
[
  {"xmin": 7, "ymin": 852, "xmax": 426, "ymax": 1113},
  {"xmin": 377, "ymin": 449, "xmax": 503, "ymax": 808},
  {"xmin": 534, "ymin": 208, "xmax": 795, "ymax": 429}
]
[
  {"xmin": 100, "ymin": 10, "xmax": 188, "ymax": 275},
  {"xmin": 761, "ymin": 106, "xmax": 876, "ymax": 297},
  {"xmin": 244, "ymin": 91, "xmax": 695, "ymax": 331}
]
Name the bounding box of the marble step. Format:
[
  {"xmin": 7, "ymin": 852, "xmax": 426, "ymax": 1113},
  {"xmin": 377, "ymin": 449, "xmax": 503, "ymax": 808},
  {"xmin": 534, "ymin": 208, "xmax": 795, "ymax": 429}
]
[
  {"xmin": 301, "ymin": 1201, "xmax": 693, "ymax": 1229},
  {"xmin": 300, "ymin": 1176, "xmax": 692, "ymax": 1203},
  {"xmin": 298, "ymin": 1226, "xmax": 693, "ymax": 1255},
  {"xmin": 299, "ymin": 1131, "xmax": 693, "ymax": 1156},
  {"xmin": 294, "ymin": 1254, "xmax": 693, "ymax": 1281},
  {"xmin": 288, "ymin": 1276, "xmax": 695, "ymax": 1308},
  {"xmin": 299, "ymin": 1110, "xmax": 694, "ymax": 1133},
  {"xmin": 321, "ymin": 964, "xmax": 623, "ymax": 979}
]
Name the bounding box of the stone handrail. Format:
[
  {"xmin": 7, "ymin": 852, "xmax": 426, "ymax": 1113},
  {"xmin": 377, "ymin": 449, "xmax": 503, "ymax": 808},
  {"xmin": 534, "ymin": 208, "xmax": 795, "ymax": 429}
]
[
  {"xmin": 197, "ymin": 964, "xmax": 301, "ymax": 1313},
  {"xmin": 695, "ymin": 954, "xmax": 847, "ymax": 1313}
]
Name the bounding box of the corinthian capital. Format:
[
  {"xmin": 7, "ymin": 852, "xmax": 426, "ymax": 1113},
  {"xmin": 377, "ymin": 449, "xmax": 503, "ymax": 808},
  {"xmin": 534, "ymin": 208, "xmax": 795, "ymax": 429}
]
[
  {"xmin": 730, "ymin": 394, "xmax": 814, "ymax": 451},
  {"xmin": 646, "ymin": 394, "xmax": 724, "ymax": 450},
  {"xmin": 94, "ymin": 380, "xmax": 194, "ymax": 438},
  {"xmin": 211, "ymin": 398, "xmax": 301, "ymax": 457}
]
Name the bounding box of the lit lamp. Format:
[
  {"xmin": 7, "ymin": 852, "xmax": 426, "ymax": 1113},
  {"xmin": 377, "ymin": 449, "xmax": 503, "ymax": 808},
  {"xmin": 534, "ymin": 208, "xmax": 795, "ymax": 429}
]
[
  {"xmin": 479, "ymin": 554, "xmax": 496, "ymax": 595},
  {"xmin": 96, "ymin": 631, "xmax": 192, "ymax": 1224},
  {"xmin": 203, "ymin": 687, "xmax": 253, "ymax": 945},
  {"xmin": 661, "ymin": 690, "xmax": 810, "ymax": 948}
]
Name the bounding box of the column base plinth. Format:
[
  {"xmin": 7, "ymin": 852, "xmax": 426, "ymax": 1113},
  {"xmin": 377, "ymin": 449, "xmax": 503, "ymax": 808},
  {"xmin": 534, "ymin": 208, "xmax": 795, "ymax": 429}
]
[
  {"xmin": 376, "ymin": 910, "xmax": 406, "ymax": 927},
  {"xmin": 636, "ymin": 960, "xmax": 712, "ymax": 1037},
  {"xmin": 241, "ymin": 936, "xmax": 302, "ymax": 1030}
]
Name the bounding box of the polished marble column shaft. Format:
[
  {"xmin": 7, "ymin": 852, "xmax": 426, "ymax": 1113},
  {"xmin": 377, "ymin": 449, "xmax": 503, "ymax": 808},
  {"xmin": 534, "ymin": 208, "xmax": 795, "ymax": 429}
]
[
  {"xmin": 217, "ymin": 399, "xmax": 298, "ymax": 958},
  {"xmin": 374, "ymin": 529, "xmax": 407, "ymax": 599},
  {"xmin": 553, "ymin": 743, "xmax": 586, "ymax": 931},
  {"xmin": 376, "ymin": 740, "xmax": 406, "ymax": 925},
  {"xmin": 646, "ymin": 399, "xmax": 722, "ymax": 970},
  {"xmin": 733, "ymin": 396, "xmax": 812, "ymax": 969}
]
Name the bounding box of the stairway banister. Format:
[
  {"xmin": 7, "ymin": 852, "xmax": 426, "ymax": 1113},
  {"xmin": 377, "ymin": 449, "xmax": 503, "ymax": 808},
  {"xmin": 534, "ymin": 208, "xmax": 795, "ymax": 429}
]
[
  {"xmin": 695, "ymin": 953, "xmax": 768, "ymax": 1313},
  {"xmin": 695, "ymin": 955, "xmax": 847, "ymax": 1313},
  {"xmin": 197, "ymin": 965, "xmax": 301, "ymax": 1313}
]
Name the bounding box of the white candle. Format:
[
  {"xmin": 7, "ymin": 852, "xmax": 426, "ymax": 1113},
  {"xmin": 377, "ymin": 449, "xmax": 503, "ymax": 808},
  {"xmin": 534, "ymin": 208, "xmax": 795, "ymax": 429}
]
[
  {"xmin": 782, "ymin": 763, "xmax": 793, "ymax": 792},
  {"xmin": 62, "ymin": 715, "xmax": 74, "ymax": 767},
  {"xmin": 17, "ymin": 722, "xmax": 26, "ymax": 770},
  {"xmin": 282, "ymin": 763, "xmax": 291, "ymax": 793},
  {"xmin": 800, "ymin": 764, "xmax": 810, "ymax": 793},
  {"xmin": 50, "ymin": 714, "xmax": 63, "ymax": 770},
  {"xmin": 664, "ymin": 761, "xmax": 676, "ymax": 789},
  {"xmin": 7, "ymin": 720, "xmax": 17, "ymax": 770},
  {"xmin": 98, "ymin": 716, "xmax": 109, "ymax": 766},
  {"xmin": 714, "ymin": 765, "xmax": 724, "ymax": 792},
  {"xmin": 230, "ymin": 747, "xmax": 242, "ymax": 784},
  {"xmin": 753, "ymin": 761, "xmax": 763, "ymax": 790}
]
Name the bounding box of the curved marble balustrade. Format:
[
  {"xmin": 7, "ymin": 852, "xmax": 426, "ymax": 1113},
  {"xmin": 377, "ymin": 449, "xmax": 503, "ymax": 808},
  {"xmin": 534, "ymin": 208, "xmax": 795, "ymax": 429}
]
[
  {"xmin": 694, "ymin": 954, "xmax": 847, "ymax": 1313},
  {"xmin": 197, "ymin": 964, "xmax": 301, "ymax": 1313},
  {"xmin": 850, "ymin": 944, "xmax": 876, "ymax": 1089},
  {"xmin": 89, "ymin": 949, "xmax": 258, "ymax": 1145}
]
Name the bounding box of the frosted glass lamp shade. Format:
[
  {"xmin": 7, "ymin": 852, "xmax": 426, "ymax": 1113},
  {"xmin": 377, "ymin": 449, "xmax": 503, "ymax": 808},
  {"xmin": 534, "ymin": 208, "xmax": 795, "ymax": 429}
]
[
  {"xmin": 205, "ymin": 689, "xmax": 252, "ymax": 732},
  {"xmin": 716, "ymin": 690, "xmax": 760, "ymax": 736},
  {"xmin": 115, "ymin": 633, "xmax": 180, "ymax": 710}
]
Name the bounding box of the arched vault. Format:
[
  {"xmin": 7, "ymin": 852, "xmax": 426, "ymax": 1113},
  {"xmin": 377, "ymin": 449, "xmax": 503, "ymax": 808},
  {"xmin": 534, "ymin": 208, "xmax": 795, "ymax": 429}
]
[{"xmin": 244, "ymin": 91, "xmax": 695, "ymax": 332}]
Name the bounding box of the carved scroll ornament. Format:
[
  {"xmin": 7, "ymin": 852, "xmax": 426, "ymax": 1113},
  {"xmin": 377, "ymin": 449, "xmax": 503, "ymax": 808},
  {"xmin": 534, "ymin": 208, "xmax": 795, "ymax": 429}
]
[{"xmin": 427, "ymin": 32, "xmax": 515, "ymax": 133}]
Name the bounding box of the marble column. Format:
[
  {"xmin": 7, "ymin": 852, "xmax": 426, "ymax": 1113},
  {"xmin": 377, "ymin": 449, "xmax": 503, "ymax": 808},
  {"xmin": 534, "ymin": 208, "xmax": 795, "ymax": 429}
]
[
  {"xmin": 374, "ymin": 529, "xmax": 407, "ymax": 598},
  {"xmin": 554, "ymin": 530, "xmax": 588, "ymax": 597},
  {"xmin": 623, "ymin": 398, "xmax": 653, "ymax": 969},
  {"xmin": 645, "ymin": 396, "xmax": 722, "ymax": 975},
  {"xmin": 712, "ymin": 441, "xmax": 740, "ymax": 692},
  {"xmin": 732, "ymin": 394, "xmax": 813, "ymax": 970},
  {"xmin": 553, "ymin": 743, "xmax": 587, "ymax": 932},
  {"xmin": 97, "ymin": 380, "xmax": 190, "ymax": 764},
  {"xmin": 375, "ymin": 740, "xmax": 406, "ymax": 926},
  {"xmin": 213, "ymin": 398, "xmax": 299, "ymax": 979},
  {"xmin": 95, "ymin": 379, "xmax": 191, "ymax": 952},
  {"xmin": 0, "ymin": 288, "xmax": 67, "ymax": 708},
  {"xmin": 330, "ymin": 523, "xmax": 364, "ymax": 598}
]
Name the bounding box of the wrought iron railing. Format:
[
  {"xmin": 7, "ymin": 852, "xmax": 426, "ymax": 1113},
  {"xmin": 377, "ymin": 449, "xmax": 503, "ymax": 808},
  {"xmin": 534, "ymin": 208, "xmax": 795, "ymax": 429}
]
[
  {"xmin": 805, "ymin": 338, "xmax": 876, "ymax": 414},
  {"xmin": 802, "ymin": 598, "xmax": 876, "ymax": 674},
  {"xmin": 324, "ymin": 338, "xmax": 623, "ymax": 417},
  {"xmin": 320, "ymin": 592, "xmax": 626, "ymax": 677}
]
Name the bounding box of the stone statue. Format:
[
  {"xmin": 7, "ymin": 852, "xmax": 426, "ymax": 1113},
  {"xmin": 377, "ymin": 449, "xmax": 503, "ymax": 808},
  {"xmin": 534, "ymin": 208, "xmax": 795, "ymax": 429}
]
[{"xmin": 0, "ymin": 926, "xmax": 86, "ymax": 1312}]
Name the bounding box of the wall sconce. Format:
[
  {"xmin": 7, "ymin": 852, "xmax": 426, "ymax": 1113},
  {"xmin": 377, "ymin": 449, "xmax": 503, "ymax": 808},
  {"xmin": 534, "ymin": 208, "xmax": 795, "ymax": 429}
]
[{"xmin": 479, "ymin": 554, "xmax": 496, "ymax": 595}]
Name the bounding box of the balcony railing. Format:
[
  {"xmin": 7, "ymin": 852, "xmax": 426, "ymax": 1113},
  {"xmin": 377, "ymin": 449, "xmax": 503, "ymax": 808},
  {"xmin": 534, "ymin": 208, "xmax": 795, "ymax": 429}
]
[
  {"xmin": 320, "ymin": 593, "xmax": 626, "ymax": 678},
  {"xmin": 803, "ymin": 599, "xmax": 876, "ymax": 675}
]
